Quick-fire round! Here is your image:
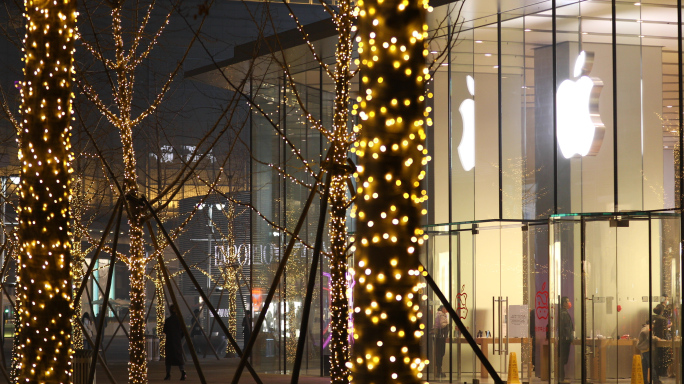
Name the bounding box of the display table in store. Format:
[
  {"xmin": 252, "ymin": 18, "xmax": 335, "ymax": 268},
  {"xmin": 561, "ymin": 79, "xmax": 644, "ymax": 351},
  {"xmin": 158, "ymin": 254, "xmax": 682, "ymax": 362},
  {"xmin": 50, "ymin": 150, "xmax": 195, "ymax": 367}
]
[{"xmin": 445, "ymin": 337, "xmax": 532, "ymax": 379}]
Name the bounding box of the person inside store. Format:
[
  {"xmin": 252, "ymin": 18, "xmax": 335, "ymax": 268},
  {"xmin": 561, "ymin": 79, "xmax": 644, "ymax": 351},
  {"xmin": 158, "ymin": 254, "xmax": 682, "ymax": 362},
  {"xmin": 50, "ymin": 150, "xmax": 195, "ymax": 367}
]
[
  {"xmin": 638, "ymin": 319, "xmax": 663, "ymax": 384},
  {"xmin": 433, "ymin": 305, "xmax": 449, "ymax": 379},
  {"xmin": 164, "ymin": 304, "xmax": 187, "ymax": 381},
  {"xmin": 190, "ymin": 308, "xmax": 203, "ymax": 353},
  {"xmin": 82, "ymin": 312, "xmax": 94, "ymax": 350},
  {"xmin": 559, "ymin": 297, "xmax": 574, "ymax": 383},
  {"xmin": 100, "ymin": 314, "xmax": 107, "ymax": 349},
  {"xmin": 213, "ymin": 331, "xmax": 228, "ymax": 358},
  {"xmin": 661, "ymin": 294, "xmax": 677, "ymax": 378},
  {"xmin": 660, "ymin": 295, "xmax": 672, "ymax": 318},
  {"xmin": 653, "ymin": 304, "xmax": 672, "ymax": 382},
  {"xmin": 529, "ymin": 308, "xmax": 537, "ymax": 373}
]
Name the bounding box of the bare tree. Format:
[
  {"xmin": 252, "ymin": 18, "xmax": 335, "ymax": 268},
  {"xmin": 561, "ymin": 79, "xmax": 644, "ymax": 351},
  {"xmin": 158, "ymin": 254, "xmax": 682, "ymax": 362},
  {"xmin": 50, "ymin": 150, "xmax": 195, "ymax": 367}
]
[
  {"xmin": 181, "ymin": 1, "xmax": 466, "ymax": 383},
  {"xmin": 74, "ymin": 1, "xmax": 232, "ymax": 381}
]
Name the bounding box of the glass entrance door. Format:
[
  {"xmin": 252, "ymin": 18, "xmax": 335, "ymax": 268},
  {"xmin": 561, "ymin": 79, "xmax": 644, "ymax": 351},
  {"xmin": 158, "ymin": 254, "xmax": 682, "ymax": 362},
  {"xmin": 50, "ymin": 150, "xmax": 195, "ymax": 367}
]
[
  {"xmin": 550, "ymin": 213, "xmax": 681, "ymax": 384},
  {"xmin": 472, "ymin": 223, "xmax": 530, "ymax": 382},
  {"xmin": 425, "ymin": 221, "xmax": 536, "ymax": 383}
]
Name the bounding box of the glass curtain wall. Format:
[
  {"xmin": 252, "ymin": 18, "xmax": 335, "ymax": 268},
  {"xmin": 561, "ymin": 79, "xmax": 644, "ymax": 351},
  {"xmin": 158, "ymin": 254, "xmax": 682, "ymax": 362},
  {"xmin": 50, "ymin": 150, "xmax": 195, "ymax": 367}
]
[
  {"xmin": 249, "ymin": 65, "xmax": 332, "ymax": 374},
  {"xmin": 241, "ymin": 0, "xmax": 683, "ymax": 379},
  {"xmin": 424, "ymin": 221, "xmax": 539, "ymax": 383},
  {"xmin": 550, "ymin": 212, "xmax": 681, "ymax": 384},
  {"xmin": 424, "ymin": 0, "xmax": 683, "ymax": 383}
]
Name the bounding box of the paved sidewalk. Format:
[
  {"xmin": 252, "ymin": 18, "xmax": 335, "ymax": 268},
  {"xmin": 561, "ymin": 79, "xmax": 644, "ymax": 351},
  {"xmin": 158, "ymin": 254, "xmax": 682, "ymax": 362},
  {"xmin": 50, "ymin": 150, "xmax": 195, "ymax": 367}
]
[
  {"xmin": 2, "ymin": 336, "xmax": 330, "ymax": 384},
  {"xmin": 96, "ymin": 358, "xmax": 330, "ymax": 384}
]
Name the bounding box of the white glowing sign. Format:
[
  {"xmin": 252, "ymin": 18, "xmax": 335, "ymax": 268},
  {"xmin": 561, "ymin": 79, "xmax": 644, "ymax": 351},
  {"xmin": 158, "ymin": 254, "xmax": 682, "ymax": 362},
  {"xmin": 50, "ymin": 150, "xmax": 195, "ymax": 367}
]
[
  {"xmin": 458, "ymin": 75, "xmax": 475, "ymax": 171},
  {"xmin": 556, "ymin": 51, "xmax": 605, "ymax": 158}
]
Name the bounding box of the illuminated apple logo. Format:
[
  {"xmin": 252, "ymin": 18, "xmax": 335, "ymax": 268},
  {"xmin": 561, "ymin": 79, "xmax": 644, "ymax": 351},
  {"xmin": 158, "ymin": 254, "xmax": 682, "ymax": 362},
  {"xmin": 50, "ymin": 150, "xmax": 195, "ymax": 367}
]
[
  {"xmin": 535, "ymin": 282, "xmax": 549, "ymax": 320},
  {"xmin": 458, "ymin": 75, "xmax": 475, "ymax": 171},
  {"xmin": 456, "ymin": 284, "xmax": 468, "ymax": 319},
  {"xmin": 556, "ymin": 51, "xmax": 605, "ymax": 158}
]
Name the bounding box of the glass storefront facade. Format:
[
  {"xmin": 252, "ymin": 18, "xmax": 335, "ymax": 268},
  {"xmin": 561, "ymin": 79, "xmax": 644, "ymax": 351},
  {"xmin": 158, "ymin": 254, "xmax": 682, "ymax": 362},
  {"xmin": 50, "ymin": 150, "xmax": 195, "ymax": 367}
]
[
  {"xmin": 247, "ymin": 70, "xmax": 336, "ymax": 375},
  {"xmin": 422, "ymin": 0, "xmax": 683, "ymax": 383},
  {"xmin": 190, "ymin": 0, "xmax": 683, "ymax": 381}
]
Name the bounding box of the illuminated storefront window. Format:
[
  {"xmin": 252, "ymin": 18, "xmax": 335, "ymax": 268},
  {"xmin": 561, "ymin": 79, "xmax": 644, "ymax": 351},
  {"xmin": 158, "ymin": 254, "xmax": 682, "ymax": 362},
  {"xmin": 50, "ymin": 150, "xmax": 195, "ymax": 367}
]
[{"xmin": 187, "ymin": 0, "xmax": 683, "ymax": 382}]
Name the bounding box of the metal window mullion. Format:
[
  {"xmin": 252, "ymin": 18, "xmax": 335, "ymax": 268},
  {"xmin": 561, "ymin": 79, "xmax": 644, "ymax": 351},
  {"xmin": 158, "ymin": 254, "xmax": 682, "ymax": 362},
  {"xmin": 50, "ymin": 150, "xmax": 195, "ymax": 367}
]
[
  {"xmin": 447, "ymin": 19, "xmax": 454, "ymax": 383},
  {"xmin": 498, "ymin": 11, "xmax": 503, "ymax": 220},
  {"xmin": 612, "ymin": 0, "xmax": 618, "ymax": 211},
  {"xmin": 552, "ymin": 0, "xmax": 558, "ymax": 215},
  {"xmin": 677, "ymin": 0, "xmax": 683, "ymax": 378}
]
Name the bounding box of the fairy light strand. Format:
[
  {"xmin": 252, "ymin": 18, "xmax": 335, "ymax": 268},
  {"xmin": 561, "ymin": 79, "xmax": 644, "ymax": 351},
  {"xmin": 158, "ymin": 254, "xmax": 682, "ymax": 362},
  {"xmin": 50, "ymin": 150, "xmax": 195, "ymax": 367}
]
[
  {"xmin": 77, "ymin": 2, "xmax": 175, "ymax": 382},
  {"xmin": 219, "ymin": 204, "xmax": 238, "ymax": 356},
  {"xmin": 154, "ymin": 265, "xmax": 166, "ymax": 359},
  {"xmin": 70, "ymin": 176, "xmax": 94, "ymax": 351},
  {"xmin": 326, "ymin": 0, "xmax": 355, "ymax": 382},
  {"xmin": 15, "ymin": 0, "xmax": 77, "ymax": 383},
  {"xmin": 350, "ymin": 0, "xmax": 431, "ymax": 383}
]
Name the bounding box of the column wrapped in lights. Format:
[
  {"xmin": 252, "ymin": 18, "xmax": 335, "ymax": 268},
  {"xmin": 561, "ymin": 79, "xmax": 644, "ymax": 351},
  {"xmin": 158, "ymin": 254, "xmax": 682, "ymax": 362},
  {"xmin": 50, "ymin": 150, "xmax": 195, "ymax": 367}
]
[
  {"xmin": 328, "ymin": 0, "xmax": 354, "ymax": 382},
  {"xmin": 16, "ymin": 0, "xmax": 76, "ymax": 382},
  {"xmin": 351, "ymin": 0, "xmax": 430, "ymax": 383}
]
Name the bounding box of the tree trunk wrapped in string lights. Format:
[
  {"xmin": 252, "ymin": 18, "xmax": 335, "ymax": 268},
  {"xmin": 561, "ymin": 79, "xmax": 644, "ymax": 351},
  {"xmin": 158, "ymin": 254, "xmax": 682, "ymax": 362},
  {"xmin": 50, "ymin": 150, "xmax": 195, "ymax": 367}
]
[
  {"xmin": 15, "ymin": 0, "xmax": 77, "ymax": 382},
  {"xmin": 154, "ymin": 266, "xmax": 166, "ymax": 358},
  {"xmin": 219, "ymin": 203, "xmax": 238, "ymax": 356},
  {"xmin": 77, "ymin": 3, "xmax": 185, "ymax": 382},
  {"xmin": 70, "ymin": 177, "xmax": 93, "ymax": 351},
  {"xmin": 327, "ymin": 0, "xmax": 354, "ymax": 381},
  {"xmin": 71, "ymin": 234, "xmax": 85, "ymax": 349},
  {"xmin": 351, "ymin": 0, "xmax": 430, "ymax": 383}
]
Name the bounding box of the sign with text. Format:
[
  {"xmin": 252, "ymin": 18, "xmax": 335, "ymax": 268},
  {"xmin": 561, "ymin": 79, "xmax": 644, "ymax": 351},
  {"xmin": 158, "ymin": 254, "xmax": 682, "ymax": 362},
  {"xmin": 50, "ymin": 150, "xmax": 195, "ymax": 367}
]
[{"xmin": 508, "ymin": 305, "xmax": 529, "ymax": 338}]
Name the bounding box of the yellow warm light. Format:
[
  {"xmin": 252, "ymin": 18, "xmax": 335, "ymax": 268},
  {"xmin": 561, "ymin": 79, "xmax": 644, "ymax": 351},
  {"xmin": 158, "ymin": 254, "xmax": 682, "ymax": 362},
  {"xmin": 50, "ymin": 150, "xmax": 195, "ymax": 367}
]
[
  {"xmin": 16, "ymin": 0, "xmax": 77, "ymax": 382},
  {"xmin": 351, "ymin": 0, "xmax": 430, "ymax": 383}
]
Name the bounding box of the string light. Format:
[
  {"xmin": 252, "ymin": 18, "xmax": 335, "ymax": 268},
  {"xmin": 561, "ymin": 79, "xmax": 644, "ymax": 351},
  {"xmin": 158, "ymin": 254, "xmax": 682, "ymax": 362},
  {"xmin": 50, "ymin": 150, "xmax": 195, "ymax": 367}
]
[
  {"xmin": 189, "ymin": 0, "xmax": 357, "ymax": 378},
  {"xmin": 15, "ymin": 0, "xmax": 77, "ymax": 383},
  {"xmin": 326, "ymin": 0, "xmax": 355, "ymax": 380},
  {"xmin": 154, "ymin": 265, "xmax": 166, "ymax": 358},
  {"xmin": 283, "ymin": 244, "xmax": 311, "ymax": 364},
  {"xmin": 351, "ymin": 0, "xmax": 430, "ymax": 383},
  {"xmin": 218, "ymin": 204, "xmax": 238, "ymax": 356},
  {"xmin": 8, "ymin": 231, "xmax": 21, "ymax": 380},
  {"xmin": 70, "ymin": 176, "xmax": 95, "ymax": 351},
  {"xmin": 76, "ymin": 2, "xmax": 175, "ymax": 381}
]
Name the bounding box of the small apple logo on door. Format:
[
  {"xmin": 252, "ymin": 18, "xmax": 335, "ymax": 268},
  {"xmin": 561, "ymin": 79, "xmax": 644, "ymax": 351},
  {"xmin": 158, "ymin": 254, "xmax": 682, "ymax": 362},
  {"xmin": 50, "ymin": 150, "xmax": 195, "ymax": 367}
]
[
  {"xmin": 535, "ymin": 282, "xmax": 549, "ymax": 320},
  {"xmin": 456, "ymin": 284, "xmax": 468, "ymax": 319},
  {"xmin": 556, "ymin": 51, "xmax": 605, "ymax": 158},
  {"xmin": 458, "ymin": 75, "xmax": 475, "ymax": 171}
]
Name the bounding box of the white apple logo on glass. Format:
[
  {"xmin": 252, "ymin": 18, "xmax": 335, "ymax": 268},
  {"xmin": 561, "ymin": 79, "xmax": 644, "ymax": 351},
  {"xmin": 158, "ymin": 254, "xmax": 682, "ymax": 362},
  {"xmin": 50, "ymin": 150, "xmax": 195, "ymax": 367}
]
[
  {"xmin": 458, "ymin": 75, "xmax": 475, "ymax": 171},
  {"xmin": 556, "ymin": 51, "xmax": 605, "ymax": 158}
]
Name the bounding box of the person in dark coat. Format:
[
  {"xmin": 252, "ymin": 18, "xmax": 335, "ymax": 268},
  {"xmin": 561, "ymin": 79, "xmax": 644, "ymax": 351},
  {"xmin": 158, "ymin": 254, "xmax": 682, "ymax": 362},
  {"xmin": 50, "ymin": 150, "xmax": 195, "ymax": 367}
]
[
  {"xmin": 242, "ymin": 312, "xmax": 252, "ymax": 351},
  {"xmin": 558, "ymin": 297, "xmax": 574, "ymax": 383},
  {"xmin": 163, "ymin": 305, "xmax": 187, "ymax": 380},
  {"xmin": 190, "ymin": 308, "xmax": 202, "ymax": 353},
  {"xmin": 82, "ymin": 312, "xmax": 94, "ymax": 350},
  {"xmin": 433, "ymin": 305, "xmax": 449, "ymax": 378},
  {"xmin": 653, "ymin": 304, "xmax": 671, "ymax": 380}
]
